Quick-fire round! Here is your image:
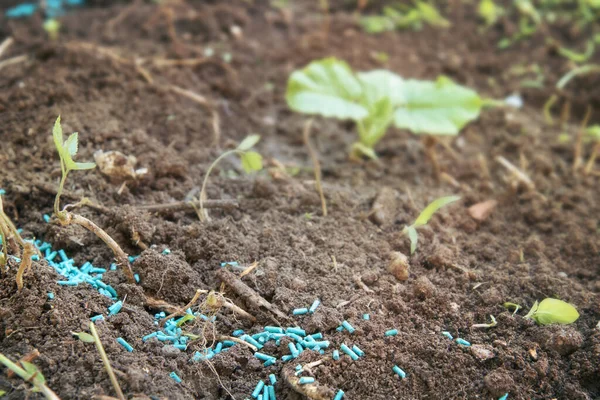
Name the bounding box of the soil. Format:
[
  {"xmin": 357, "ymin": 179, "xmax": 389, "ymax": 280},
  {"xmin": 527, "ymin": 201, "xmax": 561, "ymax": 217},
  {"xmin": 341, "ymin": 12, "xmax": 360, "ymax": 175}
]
[{"xmin": 1, "ymin": 1, "xmax": 599, "ymax": 399}]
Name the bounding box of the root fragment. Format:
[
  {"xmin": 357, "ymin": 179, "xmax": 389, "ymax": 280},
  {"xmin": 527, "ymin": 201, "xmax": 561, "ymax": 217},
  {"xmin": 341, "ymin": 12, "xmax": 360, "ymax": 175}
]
[{"xmin": 282, "ymin": 365, "xmax": 333, "ymax": 400}]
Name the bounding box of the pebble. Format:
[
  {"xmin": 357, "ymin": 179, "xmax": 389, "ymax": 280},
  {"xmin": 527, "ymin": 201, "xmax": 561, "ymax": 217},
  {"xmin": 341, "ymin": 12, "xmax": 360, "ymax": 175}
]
[
  {"xmin": 470, "ymin": 344, "xmax": 495, "ymax": 361},
  {"xmin": 413, "ymin": 276, "xmax": 436, "ymax": 300},
  {"xmin": 484, "ymin": 370, "xmax": 515, "ymax": 397},
  {"xmin": 387, "ymin": 252, "xmax": 410, "ymax": 281}
]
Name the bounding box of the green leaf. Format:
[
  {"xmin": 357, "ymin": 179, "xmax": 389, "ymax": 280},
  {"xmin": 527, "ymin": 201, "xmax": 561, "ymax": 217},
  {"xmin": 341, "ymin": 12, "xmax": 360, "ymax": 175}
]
[
  {"xmin": 394, "ymin": 76, "xmax": 483, "ymax": 135},
  {"xmin": 240, "ymin": 151, "xmax": 263, "ymax": 173},
  {"xmin": 52, "ymin": 116, "xmax": 64, "ymax": 152},
  {"xmin": 359, "ymin": 15, "xmax": 396, "ymax": 34},
  {"xmin": 407, "ymin": 226, "xmax": 418, "ymax": 255},
  {"xmin": 73, "ymin": 162, "xmax": 96, "ymax": 170},
  {"xmin": 21, "ymin": 361, "xmax": 46, "ymax": 388},
  {"xmin": 526, "ymin": 298, "xmax": 580, "ymax": 325},
  {"xmin": 415, "ymin": 2, "xmax": 450, "ymax": 28},
  {"xmin": 586, "ymin": 125, "xmax": 600, "ymax": 140},
  {"xmin": 72, "ymin": 331, "xmax": 95, "ymax": 343},
  {"xmin": 413, "ymin": 195, "xmax": 461, "ymax": 227},
  {"xmin": 357, "ymin": 70, "xmax": 405, "ymax": 107},
  {"xmin": 286, "ymin": 58, "xmax": 368, "ymax": 120},
  {"xmin": 478, "ymin": 0, "xmax": 500, "ymax": 26},
  {"xmin": 0, "ymin": 389, "xmax": 6, "ymax": 396},
  {"xmin": 351, "ymin": 142, "xmax": 378, "ymax": 160},
  {"xmin": 176, "ymin": 314, "xmax": 196, "ymax": 327},
  {"xmin": 65, "ymin": 132, "xmax": 79, "ymax": 156},
  {"xmin": 357, "ymin": 97, "xmax": 395, "ymax": 148},
  {"xmin": 237, "ymin": 135, "xmax": 261, "ymax": 152},
  {"xmin": 52, "ymin": 117, "xmax": 96, "ymax": 173},
  {"xmin": 557, "ymin": 41, "xmax": 595, "ymax": 64}
]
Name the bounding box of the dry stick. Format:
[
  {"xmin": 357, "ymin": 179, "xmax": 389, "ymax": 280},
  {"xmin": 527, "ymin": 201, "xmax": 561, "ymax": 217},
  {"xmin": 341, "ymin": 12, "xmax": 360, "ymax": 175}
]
[
  {"xmin": 495, "ymin": 156, "xmax": 535, "ymax": 190},
  {"xmin": 353, "ymin": 274, "xmax": 374, "ymax": 293},
  {"xmin": 136, "ymin": 199, "xmax": 239, "ymax": 214},
  {"xmin": 89, "ymin": 322, "xmax": 125, "ymax": 400},
  {"xmin": 0, "ymin": 55, "xmax": 28, "ymax": 72},
  {"xmin": 105, "ymin": 0, "xmax": 141, "ymax": 36},
  {"xmin": 67, "ymin": 213, "xmax": 135, "ymax": 283},
  {"xmin": 160, "ymin": 289, "xmax": 208, "ymax": 326},
  {"xmin": 303, "ymin": 119, "xmax": 328, "ymax": 216},
  {"xmin": 282, "ymin": 365, "xmax": 333, "ymax": 400},
  {"xmin": 422, "ymin": 136, "xmax": 442, "ymax": 179},
  {"xmin": 145, "ymin": 295, "xmax": 180, "ymax": 313},
  {"xmin": 217, "ymin": 335, "xmax": 257, "ymax": 352},
  {"xmin": 222, "ymin": 301, "xmax": 256, "ymax": 322},
  {"xmin": 585, "ymin": 141, "xmax": 600, "ymax": 174},
  {"xmin": 573, "ymin": 105, "xmax": 592, "ymax": 172},
  {"xmin": 6, "ymin": 349, "xmax": 40, "ymax": 378},
  {"xmin": 560, "ymin": 100, "xmax": 571, "ymax": 130},
  {"xmin": 15, "ymin": 243, "xmax": 34, "ymax": 291},
  {"xmin": 164, "ymin": 84, "xmax": 221, "ymax": 147},
  {"xmin": 0, "ymin": 37, "xmax": 14, "ymax": 59},
  {"xmin": 216, "ymin": 269, "xmax": 292, "ymax": 325},
  {"xmin": 34, "ymin": 182, "xmax": 111, "ymax": 214}
]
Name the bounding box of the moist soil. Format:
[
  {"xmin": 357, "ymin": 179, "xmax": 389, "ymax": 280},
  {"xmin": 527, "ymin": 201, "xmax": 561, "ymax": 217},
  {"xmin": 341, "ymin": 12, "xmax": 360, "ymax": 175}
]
[{"xmin": 1, "ymin": 1, "xmax": 600, "ymax": 399}]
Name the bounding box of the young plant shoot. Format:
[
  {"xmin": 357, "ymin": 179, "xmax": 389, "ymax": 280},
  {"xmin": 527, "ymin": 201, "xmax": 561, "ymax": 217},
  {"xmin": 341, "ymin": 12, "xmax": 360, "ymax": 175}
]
[
  {"xmin": 286, "ymin": 58, "xmax": 483, "ymax": 160},
  {"xmin": 197, "ymin": 135, "xmax": 263, "ymax": 221},
  {"xmin": 51, "ymin": 116, "xmax": 135, "ymax": 283},
  {"xmin": 403, "ymin": 195, "xmax": 461, "ymax": 254},
  {"xmin": 524, "ymin": 298, "xmax": 580, "ymax": 325},
  {"xmin": 0, "ymin": 354, "xmax": 60, "ymax": 399}
]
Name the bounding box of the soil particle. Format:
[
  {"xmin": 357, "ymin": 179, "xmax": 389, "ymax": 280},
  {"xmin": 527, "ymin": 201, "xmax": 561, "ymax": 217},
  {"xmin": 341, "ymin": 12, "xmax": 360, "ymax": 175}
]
[
  {"xmin": 536, "ymin": 326, "xmax": 584, "ymax": 355},
  {"xmin": 470, "ymin": 344, "xmax": 496, "ymax": 361},
  {"xmin": 412, "ymin": 276, "xmax": 436, "ymax": 300},
  {"xmin": 484, "ymin": 369, "xmax": 516, "ymax": 397},
  {"xmin": 370, "ymin": 186, "xmax": 398, "ymax": 226},
  {"xmin": 387, "ymin": 251, "xmax": 410, "ymax": 281}
]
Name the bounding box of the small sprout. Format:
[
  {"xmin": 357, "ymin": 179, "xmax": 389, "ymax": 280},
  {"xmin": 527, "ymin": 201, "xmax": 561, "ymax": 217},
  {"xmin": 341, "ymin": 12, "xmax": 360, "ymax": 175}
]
[
  {"xmin": 0, "ymin": 354, "xmax": 59, "ymax": 399},
  {"xmin": 524, "ymin": 298, "xmax": 580, "ymax": 325},
  {"xmin": 43, "ymin": 19, "xmax": 60, "ymax": 40},
  {"xmin": 472, "ymin": 315, "xmax": 497, "ymax": 329},
  {"xmin": 478, "ymin": 0, "xmax": 502, "ymax": 26},
  {"xmin": 197, "ymin": 135, "xmax": 263, "ymax": 221},
  {"xmin": 402, "ymin": 195, "xmax": 461, "ymax": 254},
  {"xmin": 72, "ymin": 331, "xmax": 95, "ymax": 343},
  {"xmin": 503, "ymin": 302, "xmax": 521, "ymax": 315},
  {"xmin": 175, "ymin": 313, "xmax": 196, "ymax": 327},
  {"xmin": 286, "ymin": 58, "xmax": 483, "ymax": 159}
]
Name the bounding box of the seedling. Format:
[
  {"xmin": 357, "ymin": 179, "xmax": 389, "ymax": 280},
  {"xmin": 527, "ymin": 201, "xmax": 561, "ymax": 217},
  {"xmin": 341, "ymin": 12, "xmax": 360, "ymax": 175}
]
[
  {"xmin": 0, "ymin": 353, "xmax": 60, "ymax": 399},
  {"xmin": 0, "ymin": 195, "xmax": 39, "ymax": 291},
  {"xmin": 196, "ymin": 135, "xmax": 263, "ymax": 221},
  {"xmin": 584, "ymin": 125, "xmax": 600, "ymax": 174},
  {"xmin": 402, "ymin": 195, "xmax": 461, "ymax": 254},
  {"xmin": 43, "ymin": 19, "xmax": 60, "ymax": 40},
  {"xmin": 503, "ymin": 302, "xmax": 521, "ymax": 315},
  {"xmin": 360, "ymin": 2, "xmax": 449, "ymax": 34},
  {"xmin": 472, "ymin": 315, "xmax": 497, "ymax": 329},
  {"xmin": 51, "ymin": 116, "xmax": 135, "ymax": 283},
  {"xmin": 72, "ymin": 322, "xmax": 125, "ymax": 400},
  {"xmin": 524, "ymin": 298, "xmax": 580, "ymax": 325},
  {"xmin": 478, "ymin": 0, "xmax": 503, "ymax": 27},
  {"xmin": 286, "ymin": 58, "xmax": 483, "ymax": 160}
]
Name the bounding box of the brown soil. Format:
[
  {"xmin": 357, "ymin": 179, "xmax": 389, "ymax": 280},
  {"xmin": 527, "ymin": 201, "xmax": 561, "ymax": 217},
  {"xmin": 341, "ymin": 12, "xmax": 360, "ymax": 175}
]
[{"xmin": 1, "ymin": 1, "xmax": 599, "ymax": 400}]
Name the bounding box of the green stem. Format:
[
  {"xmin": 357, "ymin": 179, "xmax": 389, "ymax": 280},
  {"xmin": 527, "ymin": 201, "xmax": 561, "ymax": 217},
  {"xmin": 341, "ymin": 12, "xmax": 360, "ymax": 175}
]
[
  {"xmin": 54, "ymin": 168, "xmax": 69, "ymax": 217},
  {"xmin": 89, "ymin": 322, "xmax": 125, "ymax": 400},
  {"xmin": 557, "ymin": 64, "xmax": 600, "ymax": 90},
  {"xmin": 0, "ymin": 354, "xmax": 61, "ymax": 400},
  {"xmin": 198, "ymin": 149, "xmax": 241, "ymax": 221}
]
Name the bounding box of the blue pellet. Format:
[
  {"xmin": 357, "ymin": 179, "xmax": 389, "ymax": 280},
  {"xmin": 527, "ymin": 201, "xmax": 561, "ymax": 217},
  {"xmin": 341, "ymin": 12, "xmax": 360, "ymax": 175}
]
[
  {"xmin": 38, "ymin": 242, "xmax": 51, "ymax": 252},
  {"xmin": 352, "ymin": 344, "xmax": 364, "ymax": 357},
  {"xmin": 57, "ymin": 281, "xmax": 78, "ymax": 286},
  {"xmin": 80, "ymin": 262, "xmax": 92, "ymax": 273},
  {"xmin": 134, "ymin": 274, "xmax": 140, "ymax": 283},
  {"xmin": 298, "ymin": 377, "xmax": 315, "ymax": 385},
  {"xmin": 308, "ymin": 299, "xmax": 320, "ymax": 314},
  {"xmin": 269, "ymin": 374, "xmax": 277, "ymax": 384},
  {"xmin": 117, "ymin": 337, "xmax": 133, "ymax": 352},
  {"xmin": 31, "ymin": 254, "xmax": 40, "ymax": 261},
  {"xmin": 43, "ymin": 214, "xmax": 51, "ymax": 223},
  {"xmin": 222, "ymin": 340, "xmax": 235, "ymax": 347},
  {"xmin": 6, "ymin": 3, "xmax": 38, "ymax": 19},
  {"xmin": 385, "ymin": 329, "xmax": 398, "ymax": 337},
  {"xmin": 310, "ymin": 332, "xmax": 323, "ymax": 340},
  {"xmin": 143, "ymin": 332, "xmax": 158, "ymax": 342},
  {"xmin": 292, "ymin": 308, "xmax": 308, "ymax": 316},
  {"xmin": 47, "ymin": 292, "xmax": 55, "ymax": 300},
  {"xmin": 314, "ymin": 340, "xmax": 330, "ymax": 349},
  {"xmin": 442, "ymin": 331, "xmax": 454, "ymax": 340},
  {"xmin": 128, "ymin": 255, "xmax": 139, "ymax": 262},
  {"xmin": 332, "ymin": 350, "xmax": 340, "ymax": 360},
  {"xmin": 162, "ymin": 249, "xmax": 171, "ymax": 255},
  {"xmin": 334, "ymin": 390, "xmax": 345, "ymax": 400},
  {"xmin": 220, "ymin": 261, "xmax": 239, "ymax": 267},
  {"xmin": 89, "ymin": 267, "xmax": 107, "ymax": 274},
  {"xmin": 232, "ymin": 329, "xmax": 244, "ymax": 337},
  {"xmin": 242, "ymin": 335, "xmax": 263, "ymax": 349},
  {"xmin": 363, "ymin": 314, "xmax": 370, "ymax": 320},
  {"xmin": 252, "ymin": 380, "xmax": 265, "ymax": 398},
  {"xmin": 214, "ymin": 343, "xmax": 223, "ymax": 353},
  {"xmin": 58, "ymin": 249, "xmax": 69, "ymax": 262},
  {"xmin": 108, "ymin": 301, "xmax": 123, "ymax": 315},
  {"xmin": 263, "ymin": 359, "xmax": 276, "ymax": 367},
  {"xmin": 46, "ymin": 251, "xmax": 58, "ymax": 261},
  {"xmin": 173, "ymin": 344, "xmax": 187, "ymax": 350},
  {"xmin": 336, "ymin": 325, "xmax": 344, "ymax": 332},
  {"xmin": 110, "ymin": 263, "xmax": 117, "ymax": 271},
  {"xmin": 90, "ymin": 315, "xmax": 104, "ymax": 322},
  {"xmin": 456, "ymin": 338, "xmax": 471, "ymax": 347},
  {"xmin": 255, "ymin": 352, "xmax": 276, "ymax": 362},
  {"xmin": 392, "ymin": 365, "xmax": 406, "ymax": 379},
  {"xmin": 265, "ymin": 326, "xmax": 284, "ymax": 334},
  {"xmin": 340, "ymin": 344, "xmax": 359, "ymax": 361},
  {"xmin": 295, "ymin": 343, "xmax": 304, "ymax": 353},
  {"xmin": 169, "ymin": 371, "xmax": 182, "ymax": 383},
  {"xmin": 341, "ymin": 321, "xmax": 355, "ymax": 333},
  {"xmin": 498, "ymin": 394, "xmax": 508, "ymax": 400},
  {"xmin": 286, "ymin": 327, "xmax": 306, "ymax": 336},
  {"xmin": 288, "ymin": 343, "xmax": 299, "ymax": 358},
  {"xmin": 268, "ymin": 385, "xmax": 276, "ymax": 399},
  {"xmin": 281, "ymin": 355, "xmax": 293, "ymax": 362}
]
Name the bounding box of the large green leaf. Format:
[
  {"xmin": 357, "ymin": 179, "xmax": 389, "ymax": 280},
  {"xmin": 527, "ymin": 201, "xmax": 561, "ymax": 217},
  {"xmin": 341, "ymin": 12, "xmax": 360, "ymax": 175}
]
[
  {"xmin": 394, "ymin": 76, "xmax": 483, "ymax": 135},
  {"xmin": 286, "ymin": 58, "xmax": 368, "ymax": 120},
  {"xmin": 357, "ymin": 70, "xmax": 405, "ymax": 107},
  {"xmin": 525, "ymin": 298, "xmax": 580, "ymax": 325}
]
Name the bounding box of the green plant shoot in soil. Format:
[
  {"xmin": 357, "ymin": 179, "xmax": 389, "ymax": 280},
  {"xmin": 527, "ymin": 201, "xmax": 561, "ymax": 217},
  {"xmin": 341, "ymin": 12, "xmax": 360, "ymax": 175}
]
[
  {"xmin": 51, "ymin": 116, "xmax": 135, "ymax": 283},
  {"xmin": 360, "ymin": 2, "xmax": 450, "ymax": 34},
  {"xmin": 0, "ymin": 353, "xmax": 60, "ymax": 399},
  {"xmin": 197, "ymin": 134, "xmax": 263, "ymax": 221},
  {"xmin": 0, "ymin": 195, "xmax": 38, "ymax": 291},
  {"xmin": 73, "ymin": 322, "xmax": 125, "ymax": 400},
  {"xmin": 524, "ymin": 298, "xmax": 580, "ymax": 325},
  {"xmin": 402, "ymin": 195, "xmax": 461, "ymax": 254},
  {"xmin": 285, "ymin": 58, "xmax": 483, "ymax": 159}
]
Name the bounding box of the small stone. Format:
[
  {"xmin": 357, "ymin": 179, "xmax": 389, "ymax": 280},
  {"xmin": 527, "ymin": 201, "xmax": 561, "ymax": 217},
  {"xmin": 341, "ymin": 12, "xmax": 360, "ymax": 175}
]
[
  {"xmin": 161, "ymin": 345, "xmax": 181, "ymax": 358},
  {"xmin": 484, "ymin": 370, "xmax": 514, "ymax": 397},
  {"xmin": 468, "ymin": 200, "xmax": 497, "ymax": 221},
  {"xmin": 94, "ymin": 150, "xmax": 141, "ymax": 183},
  {"xmin": 361, "ymin": 270, "xmax": 379, "ymax": 285},
  {"xmin": 387, "ymin": 251, "xmax": 410, "ymax": 281},
  {"xmin": 413, "ymin": 276, "xmax": 435, "ymax": 300},
  {"xmin": 540, "ymin": 327, "xmax": 583, "ymax": 355},
  {"xmin": 470, "ymin": 344, "xmax": 495, "ymax": 361}
]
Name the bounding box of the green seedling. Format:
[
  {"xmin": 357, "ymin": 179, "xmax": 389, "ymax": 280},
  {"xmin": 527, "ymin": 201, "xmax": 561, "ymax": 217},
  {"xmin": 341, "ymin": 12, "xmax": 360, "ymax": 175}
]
[
  {"xmin": 524, "ymin": 298, "xmax": 580, "ymax": 325},
  {"xmin": 0, "ymin": 195, "xmax": 39, "ymax": 291},
  {"xmin": 503, "ymin": 302, "xmax": 521, "ymax": 315},
  {"xmin": 402, "ymin": 195, "xmax": 461, "ymax": 254},
  {"xmin": 584, "ymin": 125, "xmax": 600, "ymax": 173},
  {"xmin": 286, "ymin": 58, "xmax": 483, "ymax": 160},
  {"xmin": 197, "ymin": 135, "xmax": 263, "ymax": 221},
  {"xmin": 0, "ymin": 353, "xmax": 60, "ymax": 399},
  {"xmin": 43, "ymin": 19, "xmax": 60, "ymax": 40},
  {"xmin": 73, "ymin": 322, "xmax": 125, "ymax": 400},
  {"xmin": 478, "ymin": 0, "xmax": 503, "ymax": 26},
  {"xmin": 360, "ymin": 2, "xmax": 449, "ymax": 34},
  {"xmin": 472, "ymin": 314, "xmax": 497, "ymax": 329},
  {"xmin": 51, "ymin": 116, "xmax": 135, "ymax": 283}
]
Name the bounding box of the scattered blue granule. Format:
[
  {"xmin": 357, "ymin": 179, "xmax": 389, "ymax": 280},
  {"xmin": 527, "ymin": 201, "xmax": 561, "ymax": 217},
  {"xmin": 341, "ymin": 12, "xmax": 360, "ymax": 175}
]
[{"xmin": 5, "ymin": 3, "xmax": 38, "ymax": 18}]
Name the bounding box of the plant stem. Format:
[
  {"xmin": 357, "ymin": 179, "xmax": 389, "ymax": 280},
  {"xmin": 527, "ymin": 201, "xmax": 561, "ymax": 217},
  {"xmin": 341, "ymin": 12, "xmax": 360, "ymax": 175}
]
[
  {"xmin": 89, "ymin": 322, "xmax": 125, "ymax": 400},
  {"xmin": 0, "ymin": 354, "xmax": 61, "ymax": 400},
  {"xmin": 15, "ymin": 243, "xmax": 34, "ymax": 291},
  {"xmin": 198, "ymin": 149, "xmax": 240, "ymax": 222},
  {"xmin": 303, "ymin": 119, "xmax": 327, "ymax": 217},
  {"xmin": 573, "ymin": 105, "xmax": 592, "ymax": 172},
  {"xmin": 54, "ymin": 169, "xmax": 69, "ymax": 217},
  {"xmin": 557, "ymin": 63, "xmax": 600, "ymax": 90},
  {"xmin": 585, "ymin": 141, "xmax": 600, "ymax": 175},
  {"xmin": 68, "ymin": 213, "xmax": 135, "ymax": 283}
]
